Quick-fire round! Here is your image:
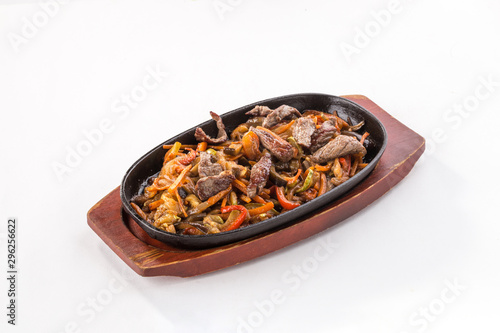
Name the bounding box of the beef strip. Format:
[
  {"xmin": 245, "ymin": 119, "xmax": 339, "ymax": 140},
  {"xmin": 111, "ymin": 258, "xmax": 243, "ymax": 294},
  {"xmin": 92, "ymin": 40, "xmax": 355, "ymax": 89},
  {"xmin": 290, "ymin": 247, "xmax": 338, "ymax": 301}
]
[
  {"xmin": 194, "ymin": 111, "xmax": 228, "ymax": 144},
  {"xmin": 198, "ymin": 151, "xmax": 223, "ymax": 178},
  {"xmin": 311, "ymin": 135, "xmax": 367, "ymax": 164},
  {"xmin": 195, "ymin": 170, "xmax": 235, "ymax": 201},
  {"xmin": 310, "ymin": 120, "xmax": 338, "ymax": 152},
  {"xmin": 246, "ymin": 105, "xmax": 273, "ymax": 117},
  {"xmin": 292, "ymin": 117, "xmax": 316, "ymax": 148},
  {"xmin": 247, "ymin": 152, "xmax": 272, "ymax": 198},
  {"xmin": 262, "ymin": 105, "xmax": 302, "ymax": 128},
  {"xmin": 251, "ymin": 126, "xmax": 294, "ymax": 162}
]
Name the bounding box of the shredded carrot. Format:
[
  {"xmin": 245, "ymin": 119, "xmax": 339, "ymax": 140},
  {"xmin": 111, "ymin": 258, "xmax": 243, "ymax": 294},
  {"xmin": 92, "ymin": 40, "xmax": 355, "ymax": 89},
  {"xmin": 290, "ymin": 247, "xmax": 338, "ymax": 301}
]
[
  {"xmin": 334, "ymin": 118, "xmax": 341, "ymax": 132},
  {"xmin": 175, "ymin": 188, "xmax": 188, "ymax": 218},
  {"xmin": 148, "ymin": 199, "xmax": 164, "ymax": 211},
  {"xmin": 221, "ymin": 195, "xmax": 228, "ymax": 208},
  {"xmin": 163, "ymin": 144, "xmax": 228, "ymax": 150},
  {"xmin": 273, "ymin": 120, "xmax": 295, "ymax": 135},
  {"xmin": 260, "ymin": 192, "xmax": 271, "ymax": 200},
  {"xmin": 239, "ymin": 194, "xmax": 252, "ymax": 203},
  {"xmin": 350, "ymin": 158, "xmax": 359, "ymax": 177},
  {"xmin": 168, "ymin": 164, "xmax": 192, "ymax": 194},
  {"xmin": 360, "ymin": 132, "xmax": 370, "ymax": 145},
  {"xmin": 248, "ymin": 202, "xmax": 274, "ymax": 216},
  {"xmin": 131, "ymin": 202, "xmax": 148, "ymax": 220},
  {"xmin": 164, "ymin": 144, "xmax": 195, "ymax": 149},
  {"xmin": 197, "ymin": 142, "xmax": 208, "ymax": 152},
  {"xmin": 208, "ymin": 186, "xmax": 232, "ymax": 206},
  {"xmin": 232, "ymin": 179, "xmax": 248, "ymax": 194},
  {"xmin": 252, "ymin": 195, "xmax": 266, "ymax": 204},
  {"xmin": 358, "ymin": 163, "xmax": 368, "ymax": 169}
]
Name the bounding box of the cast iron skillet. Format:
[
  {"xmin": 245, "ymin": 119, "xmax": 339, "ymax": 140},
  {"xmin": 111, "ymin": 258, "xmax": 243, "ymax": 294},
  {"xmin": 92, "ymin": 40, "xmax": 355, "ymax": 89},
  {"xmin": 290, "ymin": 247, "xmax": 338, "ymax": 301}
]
[{"xmin": 121, "ymin": 93, "xmax": 387, "ymax": 249}]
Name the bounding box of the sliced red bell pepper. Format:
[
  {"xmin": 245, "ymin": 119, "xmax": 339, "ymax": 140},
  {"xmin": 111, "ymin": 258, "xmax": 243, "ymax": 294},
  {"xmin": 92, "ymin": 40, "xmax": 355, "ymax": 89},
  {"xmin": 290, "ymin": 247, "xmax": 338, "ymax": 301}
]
[
  {"xmin": 275, "ymin": 186, "xmax": 300, "ymax": 210},
  {"xmin": 220, "ymin": 205, "xmax": 249, "ymax": 231}
]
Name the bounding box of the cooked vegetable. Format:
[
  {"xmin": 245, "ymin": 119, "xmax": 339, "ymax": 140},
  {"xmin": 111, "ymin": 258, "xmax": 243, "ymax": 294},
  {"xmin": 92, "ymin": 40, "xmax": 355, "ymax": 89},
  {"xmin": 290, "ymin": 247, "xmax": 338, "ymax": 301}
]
[
  {"xmin": 275, "ymin": 186, "xmax": 300, "ymax": 210},
  {"xmin": 242, "ymin": 131, "xmax": 260, "ymax": 160},
  {"xmin": 269, "ymin": 166, "xmax": 288, "ymax": 187},
  {"xmin": 131, "ymin": 104, "xmax": 369, "ymax": 234},
  {"xmin": 220, "ymin": 205, "xmax": 248, "ymax": 231},
  {"xmin": 247, "ymin": 202, "xmax": 274, "ymax": 216},
  {"xmin": 295, "ymin": 169, "xmax": 314, "ymax": 193}
]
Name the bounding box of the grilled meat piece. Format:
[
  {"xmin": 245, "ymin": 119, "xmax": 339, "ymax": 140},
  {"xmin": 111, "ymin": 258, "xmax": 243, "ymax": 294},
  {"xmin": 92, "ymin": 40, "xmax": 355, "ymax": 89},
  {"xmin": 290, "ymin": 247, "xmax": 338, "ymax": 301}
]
[
  {"xmin": 195, "ymin": 170, "xmax": 235, "ymax": 201},
  {"xmin": 198, "ymin": 151, "xmax": 223, "ymax": 178},
  {"xmin": 292, "ymin": 117, "xmax": 316, "ymax": 148},
  {"xmin": 251, "ymin": 126, "xmax": 294, "ymax": 162},
  {"xmin": 247, "ymin": 152, "xmax": 272, "ymax": 198},
  {"xmin": 194, "ymin": 111, "xmax": 228, "ymax": 144},
  {"xmin": 312, "ymin": 135, "xmax": 366, "ymax": 164},
  {"xmin": 262, "ymin": 105, "xmax": 301, "ymax": 128},
  {"xmin": 246, "ymin": 105, "xmax": 273, "ymax": 117},
  {"xmin": 310, "ymin": 120, "xmax": 338, "ymax": 152}
]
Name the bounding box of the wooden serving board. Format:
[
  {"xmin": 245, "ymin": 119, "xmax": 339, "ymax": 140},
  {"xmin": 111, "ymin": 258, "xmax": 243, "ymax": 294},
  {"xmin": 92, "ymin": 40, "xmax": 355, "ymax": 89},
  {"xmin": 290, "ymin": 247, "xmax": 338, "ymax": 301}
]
[{"xmin": 87, "ymin": 95, "xmax": 425, "ymax": 277}]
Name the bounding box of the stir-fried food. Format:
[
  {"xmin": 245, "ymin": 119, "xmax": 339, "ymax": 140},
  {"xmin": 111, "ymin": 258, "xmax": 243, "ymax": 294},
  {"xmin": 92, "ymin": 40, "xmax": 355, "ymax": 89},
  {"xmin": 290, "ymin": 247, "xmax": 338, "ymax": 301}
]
[{"xmin": 130, "ymin": 104, "xmax": 370, "ymax": 235}]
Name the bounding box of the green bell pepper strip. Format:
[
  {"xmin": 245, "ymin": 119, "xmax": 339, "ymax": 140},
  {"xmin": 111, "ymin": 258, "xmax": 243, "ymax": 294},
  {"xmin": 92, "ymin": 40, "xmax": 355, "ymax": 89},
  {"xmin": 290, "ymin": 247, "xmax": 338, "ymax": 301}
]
[{"xmin": 295, "ymin": 169, "xmax": 313, "ymax": 193}]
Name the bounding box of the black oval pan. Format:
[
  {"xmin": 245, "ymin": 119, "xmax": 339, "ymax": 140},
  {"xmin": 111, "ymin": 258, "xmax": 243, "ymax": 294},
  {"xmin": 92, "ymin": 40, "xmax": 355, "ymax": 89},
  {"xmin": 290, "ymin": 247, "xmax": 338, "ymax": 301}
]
[{"xmin": 120, "ymin": 93, "xmax": 388, "ymax": 249}]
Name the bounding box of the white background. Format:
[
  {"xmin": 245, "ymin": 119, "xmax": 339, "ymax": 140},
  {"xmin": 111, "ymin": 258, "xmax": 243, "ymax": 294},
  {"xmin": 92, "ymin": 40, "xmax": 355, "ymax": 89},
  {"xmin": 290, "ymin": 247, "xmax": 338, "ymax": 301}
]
[{"xmin": 1, "ymin": 0, "xmax": 499, "ymax": 332}]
